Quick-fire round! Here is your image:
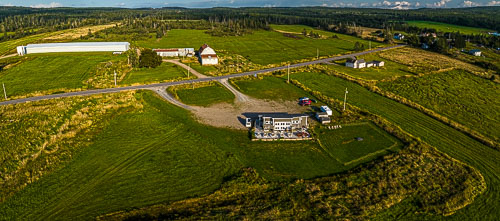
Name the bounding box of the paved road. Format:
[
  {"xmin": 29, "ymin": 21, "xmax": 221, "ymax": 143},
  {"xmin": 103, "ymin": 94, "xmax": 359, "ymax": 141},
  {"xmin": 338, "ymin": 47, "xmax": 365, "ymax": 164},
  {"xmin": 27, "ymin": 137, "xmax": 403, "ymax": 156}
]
[{"xmin": 0, "ymin": 44, "xmax": 405, "ymax": 106}]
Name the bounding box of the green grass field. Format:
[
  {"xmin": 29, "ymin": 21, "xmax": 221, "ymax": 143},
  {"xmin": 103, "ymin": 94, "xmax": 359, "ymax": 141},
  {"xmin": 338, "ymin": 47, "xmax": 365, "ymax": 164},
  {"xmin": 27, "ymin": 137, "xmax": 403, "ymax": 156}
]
[
  {"xmin": 292, "ymin": 71, "xmax": 500, "ymax": 220},
  {"xmin": 231, "ymin": 76, "xmax": 314, "ymax": 101},
  {"xmin": 135, "ymin": 27, "xmax": 383, "ymax": 65},
  {"xmin": 318, "ymin": 122, "xmax": 402, "ymax": 165},
  {"xmin": 406, "ymin": 21, "xmax": 493, "ymax": 35},
  {"xmin": 378, "ymin": 70, "xmax": 499, "ymax": 142},
  {"xmin": 0, "ymin": 53, "xmax": 125, "ymax": 98},
  {"xmin": 0, "ymin": 90, "xmax": 404, "ymax": 219},
  {"xmin": 327, "ymin": 52, "xmax": 413, "ymax": 80},
  {"xmin": 122, "ymin": 62, "xmax": 190, "ymax": 85},
  {"xmin": 173, "ymin": 82, "xmax": 235, "ymax": 106}
]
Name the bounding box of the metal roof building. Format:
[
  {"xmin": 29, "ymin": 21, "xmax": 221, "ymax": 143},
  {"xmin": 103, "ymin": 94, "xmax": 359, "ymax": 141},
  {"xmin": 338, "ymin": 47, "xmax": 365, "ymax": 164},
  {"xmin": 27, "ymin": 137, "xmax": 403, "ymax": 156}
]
[{"xmin": 17, "ymin": 42, "xmax": 130, "ymax": 55}]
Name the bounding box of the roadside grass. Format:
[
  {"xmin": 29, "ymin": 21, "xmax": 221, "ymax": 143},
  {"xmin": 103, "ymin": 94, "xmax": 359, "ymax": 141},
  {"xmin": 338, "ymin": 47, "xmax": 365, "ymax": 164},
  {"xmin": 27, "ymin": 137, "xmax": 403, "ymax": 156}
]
[
  {"xmin": 122, "ymin": 62, "xmax": 190, "ymax": 85},
  {"xmin": 230, "ymin": 76, "xmax": 313, "ymax": 101},
  {"xmin": 406, "ymin": 21, "xmax": 493, "ymax": 35},
  {"xmin": 327, "ymin": 52, "xmax": 413, "ymax": 80},
  {"xmin": 377, "ymin": 70, "xmax": 500, "ymax": 142},
  {"xmin": 292, "ymin": 71, "xmax": 500, "ymax": 220},
  {"xmin": 0, "ymin": 53, "xmax": 125, "ymax": 98},
  {"xmin": 318, "ymin": 122, "xmax": 403, "ymax": 164},
  {"xmin": 170, "ymin": 81, "xmax": 235, "ymax": 106},
  {"xmin": 136, "ymin": 27, "xmax": 384, "ymax": 65}
]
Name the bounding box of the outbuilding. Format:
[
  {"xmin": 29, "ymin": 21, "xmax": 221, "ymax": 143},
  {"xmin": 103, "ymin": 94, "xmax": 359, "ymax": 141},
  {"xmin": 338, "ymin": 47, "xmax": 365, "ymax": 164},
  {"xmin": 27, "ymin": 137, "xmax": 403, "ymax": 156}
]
[
  {"xmin": 16, "ymin": 42, "xmax": 130, "ymax": 56},
  {"xmin": 469, "ymin": 49, "xmax": 481, "ymax": 56}
]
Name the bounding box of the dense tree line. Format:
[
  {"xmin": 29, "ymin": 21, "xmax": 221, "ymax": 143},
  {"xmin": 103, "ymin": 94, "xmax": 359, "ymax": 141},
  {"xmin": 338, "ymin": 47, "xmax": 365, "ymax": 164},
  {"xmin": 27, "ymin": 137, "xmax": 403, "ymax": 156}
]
[{"xmin": 1, "ymin": 6, "xmax": 498, "ymax": 42}]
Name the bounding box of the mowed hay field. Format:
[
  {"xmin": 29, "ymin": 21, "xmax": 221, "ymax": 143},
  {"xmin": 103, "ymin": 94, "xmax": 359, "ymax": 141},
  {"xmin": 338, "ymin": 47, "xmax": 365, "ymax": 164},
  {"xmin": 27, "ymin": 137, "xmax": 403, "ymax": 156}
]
[
  {"xmin": 136, "ymin": 26, "xmax": 382, "ymax": 65},
  {"xmin": 122, "ymin": 62, "xmax": 190, "ymax": 85},
  {"xmin": 231, "ymin": 76, "xmax": 314, "ymax": 101},
  {"xmin": 327, "ymin": 53, "xmax": 412, "ymax": 80},
  {"xmin": 0, "ymin": 90, "xmax": 407, "ymax": 219},
  {"xmin": 0, "ymin": 53, "xmax": 125, "ymax": 98},
  {"xmin": 170, "ymin": 82, "xmax": 235, "ymax": 107},
  {"xmin": 406, "ymin": 21, "xmax": 493, "ymax": 35},
  {"xmin": 318, "ymin": 122, "xmax": 402, "ymax": 165},
  {"xmin": 292, "ymin": 72, "xmax": 500, "ymax": 220},
  {"xmin": 378, "ymin": 70, "xmax": 500, "ymax": 142}
]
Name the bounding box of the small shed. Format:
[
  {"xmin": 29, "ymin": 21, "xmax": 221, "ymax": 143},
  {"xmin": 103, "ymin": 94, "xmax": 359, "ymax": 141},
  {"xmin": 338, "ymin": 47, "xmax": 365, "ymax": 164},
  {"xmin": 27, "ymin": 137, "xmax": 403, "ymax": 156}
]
[{"xmin": 469, "ymin": 49, "xmax": 481, "ymax": 56}]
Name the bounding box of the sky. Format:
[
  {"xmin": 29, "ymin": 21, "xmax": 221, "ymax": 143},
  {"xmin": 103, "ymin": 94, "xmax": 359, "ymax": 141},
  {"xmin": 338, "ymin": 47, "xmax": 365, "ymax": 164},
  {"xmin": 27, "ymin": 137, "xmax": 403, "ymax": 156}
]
[{"xmin": 0, "ymin": 0, "xmax": 499, "ymax": 9}]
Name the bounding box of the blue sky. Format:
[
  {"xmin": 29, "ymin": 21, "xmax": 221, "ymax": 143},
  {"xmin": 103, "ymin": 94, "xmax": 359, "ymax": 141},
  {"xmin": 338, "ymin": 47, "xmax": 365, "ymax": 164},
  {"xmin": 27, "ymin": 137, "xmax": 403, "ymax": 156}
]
[{"xmin": 0, "ymin": 0, "xmax": 499, "ymax": 8}]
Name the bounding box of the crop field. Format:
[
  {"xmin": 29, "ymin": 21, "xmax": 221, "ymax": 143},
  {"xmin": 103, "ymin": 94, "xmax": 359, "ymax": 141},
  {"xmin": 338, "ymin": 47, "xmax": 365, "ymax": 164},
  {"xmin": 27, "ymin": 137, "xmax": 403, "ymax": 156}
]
[
  {"xmin": 378, "ymin": 70, "xmax": 500, "ymax": 142},
  {"xmin": 121, "ymin": 62, "xmax": 190, "ymax": 85},
  {"xmin": 231, "ymin": 76, "xmax": 315, "ymax": 101},
  {"xmin": 327, "ymin": 52, "xmax": 413, "ymax": 80},
  {"xmin": 378, "ymin": 47, "xmax": 486, "ymax": 75},
  {"xmin": 135, "ymin": 27, "xmax": 383, "ymax": 65},
  {"xmin": 292, "ymin": 71, "xmax": 500, "ymax": 220},
  {"xmin": 171, "ymin": 82, "xmax": 235, "ymax": 106},
  {"xmin": 0, "ymin": 53, "xmax": 125, "ymax": 99},
  {"xmin": 406, "ymin": 21, "xmax": 493, "ymax": 35},
  {"xmin": 318, "ymin": 122, "xmax": 402, "ymax": 165}
]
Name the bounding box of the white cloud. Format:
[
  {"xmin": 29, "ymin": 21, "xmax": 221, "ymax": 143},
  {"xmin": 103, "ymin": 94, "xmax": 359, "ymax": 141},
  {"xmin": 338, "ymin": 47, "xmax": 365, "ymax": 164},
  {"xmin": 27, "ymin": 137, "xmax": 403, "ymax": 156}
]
[
  {"xmin": 462, "ymin": 0, "xmax": 480, "ymax": 6},
  {"xmin": 2, "ymin": 3, "xmax": 13, "ymax": 6},
  {"xmin": 360, "ymin": 2, "xmax": 369, "ymax": 6},
  {"xmin": 382, "ymin": 1, "xmax": 392, "ymax": 6},
  {"xmin": 415, "ymin": 2, "xmax": 421, "ymax": 7},
  {"xmin": 30, "ymin": 2, "xmax": 63, "ymax": 8},
  {"xmin": 487, "ymin": 0, "xmax": 500, "ymax": 5},
  {"xmin": 427, "ymin": 0, "xmax": 451, "ymax": 7}
]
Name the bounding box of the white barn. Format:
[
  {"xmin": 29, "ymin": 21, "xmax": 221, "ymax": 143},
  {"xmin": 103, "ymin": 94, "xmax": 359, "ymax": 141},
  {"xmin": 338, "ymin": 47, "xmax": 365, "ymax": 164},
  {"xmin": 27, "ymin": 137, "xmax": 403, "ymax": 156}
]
[
  {"xmin": 198, "ymin": 44, "xmax": 218, "ymax": 65},
  {"xmin": 346, "ymin": 58, "xmax": 366, "ymax": 69},
  {"xmin": 16, "ymin": 42, "xmax": 130, "ymax": 56}
]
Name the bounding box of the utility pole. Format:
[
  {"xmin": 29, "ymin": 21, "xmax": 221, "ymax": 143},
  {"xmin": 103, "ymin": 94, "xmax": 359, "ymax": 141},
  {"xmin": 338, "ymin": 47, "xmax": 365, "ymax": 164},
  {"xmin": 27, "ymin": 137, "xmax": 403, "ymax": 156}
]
[
  {"xmin": 317, "ymin": 48, "xmax": 319, "ymax": 59},
  {"xmin": 287, "ymin": 63, "xmax": 290, "ymax": 83},
  {"xmin": 114, "ymin": 71, "xmax": 117, "ymax": 86},
  {"xmin": 343, "ymin": 88, "xmax": 348, "ymax": 111},
  {"xmin": 369, "ymin": 41, "xmax": 371, "ymax": 50},
  {"xmin": 2, "ymin": 83, "xmax": 6, "ymax": 100}
]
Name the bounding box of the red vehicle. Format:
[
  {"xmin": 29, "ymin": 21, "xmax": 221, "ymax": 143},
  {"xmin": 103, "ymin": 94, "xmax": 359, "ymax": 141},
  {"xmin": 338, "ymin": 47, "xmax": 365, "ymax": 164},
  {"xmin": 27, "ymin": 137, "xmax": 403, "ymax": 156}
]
[{"xmin": 299, "ymin": 97, "xmax": 311, "ymax": 106}]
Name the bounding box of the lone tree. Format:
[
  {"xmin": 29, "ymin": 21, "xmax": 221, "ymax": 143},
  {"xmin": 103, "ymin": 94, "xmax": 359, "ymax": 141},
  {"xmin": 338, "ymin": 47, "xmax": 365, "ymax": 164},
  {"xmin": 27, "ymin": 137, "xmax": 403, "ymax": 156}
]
[{"xmin": 139, "ymin": 49, "xmax": 162, "ymax": 68}]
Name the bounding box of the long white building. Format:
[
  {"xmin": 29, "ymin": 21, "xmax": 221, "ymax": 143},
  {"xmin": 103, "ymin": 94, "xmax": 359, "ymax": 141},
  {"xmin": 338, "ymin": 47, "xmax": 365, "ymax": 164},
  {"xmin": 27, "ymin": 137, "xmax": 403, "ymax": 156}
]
[{"xmin": 16, "ymin": 42, "xmax": 130, "ymax": 56}]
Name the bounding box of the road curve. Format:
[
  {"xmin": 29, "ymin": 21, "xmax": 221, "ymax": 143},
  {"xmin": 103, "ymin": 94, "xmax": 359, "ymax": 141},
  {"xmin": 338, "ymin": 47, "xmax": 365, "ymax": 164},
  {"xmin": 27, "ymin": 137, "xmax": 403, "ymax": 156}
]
[{"xmin": 0, "ymin": 44, "xmax": 405, "ymax": 106}]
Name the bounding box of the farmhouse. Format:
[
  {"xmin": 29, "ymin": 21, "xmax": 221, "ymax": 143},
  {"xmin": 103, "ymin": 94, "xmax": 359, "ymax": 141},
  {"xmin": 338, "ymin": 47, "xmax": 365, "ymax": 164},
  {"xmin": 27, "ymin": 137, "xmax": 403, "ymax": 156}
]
[
  {"xmin": 198, "ymin": 44, "xmax": 218, "ymax": 65},
  {"xmin": 16, "ymin": 42, "xmax": 130, "ymax": 56},
  {"xmin": 345, "ymin": 58, "xmax": 366, "ymax": 69},
  {"xmin": 346, "ymin": 57, "xmax": 384, "ymax": 69},
  {"xmin": 469, "ymin": 49, "xmax": 482, "ymax": 56},
  {"xmin": 154, "ymin": 48, "xmax": 195, "ymax": 57}
]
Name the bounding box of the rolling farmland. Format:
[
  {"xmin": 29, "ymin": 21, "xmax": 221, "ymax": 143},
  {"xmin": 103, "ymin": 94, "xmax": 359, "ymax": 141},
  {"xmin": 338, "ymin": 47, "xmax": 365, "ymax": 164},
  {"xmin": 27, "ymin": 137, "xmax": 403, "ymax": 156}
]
[
  {"xmin": 292, "ymin": 71, "xmax": 500, "ymax": 220},
  {"xmin": 378, "ymin": 70, "xmax": 500, "ymax": 142},
  {"xmin": 135, "ymin": 27, "xmax": 383, "ymax": 65},
  {"xmin": 406, "ymin": 21, "xmax": 494, "ymax": 35}
]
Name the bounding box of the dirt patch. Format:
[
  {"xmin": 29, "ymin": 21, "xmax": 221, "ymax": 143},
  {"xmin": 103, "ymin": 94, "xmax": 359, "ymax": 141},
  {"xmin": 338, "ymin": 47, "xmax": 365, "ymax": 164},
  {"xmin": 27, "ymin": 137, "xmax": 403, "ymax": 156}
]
[
  {"xmin": 43, "ymin": 24, "xmax": 117, "ymax": 40},
  {"xmin": 190, "ymin": 98, "xmax": 312, "ymax": 129}
]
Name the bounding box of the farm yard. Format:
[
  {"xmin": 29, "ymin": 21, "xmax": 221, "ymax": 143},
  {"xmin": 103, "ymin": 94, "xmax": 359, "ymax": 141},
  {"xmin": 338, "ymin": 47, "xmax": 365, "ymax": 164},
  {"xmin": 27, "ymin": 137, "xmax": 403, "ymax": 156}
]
[
  {"xmin": 377, "ymin": 70, "xmax": 500, "ymax": 142},
  {"xmin": 135, "ymin": 27, "xmax": 383, "ymax": 66}
]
